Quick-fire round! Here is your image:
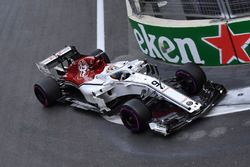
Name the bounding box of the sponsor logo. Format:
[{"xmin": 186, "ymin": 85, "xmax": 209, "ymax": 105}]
[
  {"xmin": 133, "ymin": 24, "xmax": 205, "ymax": 64},
  {"xmin": 186, "ymin": 101, "xmax": 193, "ymax": 106},
  {"xmin": 78, "ymin": 60, "xmax": 88, "ymax": 77},
  {"xmin": 203, "ymin": 24, "xmax": 250, "ymax": 64}
]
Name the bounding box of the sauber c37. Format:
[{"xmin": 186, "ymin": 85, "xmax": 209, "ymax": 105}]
[{"xmin": 34, "ymin": 46, "xmax": 226, "ymax": 136}]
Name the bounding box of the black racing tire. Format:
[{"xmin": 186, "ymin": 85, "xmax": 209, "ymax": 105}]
[
  {"xmin": 120, "ymin": 99, "xmax": 151, "ymax": 133},
  {"xmin": 175, "ymin": 63, "xmax": 207, "ymax": 95},
  {"xmin": 34, "ymin": 77, "xmax": 61, "ymax": 107},
  {"xmin": 90, "ymin": 49, "xmax": 110, "ymax": 63}
]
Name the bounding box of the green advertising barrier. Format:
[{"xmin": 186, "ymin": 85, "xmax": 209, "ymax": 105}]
[
  {"xmin": 127, "ymin": 1, "xmax": 250, "ymax": 66},
  {"xmin": 228, "ymin": 18, "xmax": 250, "ymax": 64}
]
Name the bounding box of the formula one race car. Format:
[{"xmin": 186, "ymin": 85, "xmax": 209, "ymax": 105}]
[{"xmin": 34, "ymin": 46, "xmax": 226, "ymax": 136}]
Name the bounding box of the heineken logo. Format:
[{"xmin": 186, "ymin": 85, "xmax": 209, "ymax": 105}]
[
  {"xmin": 132, "ymin": 22, "xmax": 250, "ymax": 66},
  {"xmin": 133, "ymin": 24, "xmax": 205, "ymax": 64},
  {"xmin": 203, "ymin": 24, "xmax": 250, "ymax": 64}
]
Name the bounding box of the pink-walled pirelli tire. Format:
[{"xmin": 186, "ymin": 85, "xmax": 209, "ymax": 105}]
[
  {"xmin": 175, "ymin": 63, "xmax": 207, "ymax": 95},
  {"xmin": 120, "ymin": 99, "xmax": 152, "ymax": 133},
  {"xmin": 34, "ymin": 77, "xmax": 61, "ymax": 107},
  {"xmin": 90, "ymin": 49, "xmax": 110, "ymax": 63}
]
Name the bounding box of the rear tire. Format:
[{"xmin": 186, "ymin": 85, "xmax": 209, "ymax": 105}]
[
  {"xmin": 120, "ymin": 99, "xmax": 151, "ymax": 133},
  {"xmin": 34, "ymin": 77, "xmax": 61, "ymax": 107},
  {"xmin": 175, "ymin": 63, "xmax": 206, "ymax": 95},
  {"xmin": 90, "ymin": 49, "xmax": 110, "ymax": 63}
]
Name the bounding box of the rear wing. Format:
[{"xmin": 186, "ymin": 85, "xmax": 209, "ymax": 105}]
[{"xmin": 36, "ymin": 46, "xmax": 80, "ymax": 75}]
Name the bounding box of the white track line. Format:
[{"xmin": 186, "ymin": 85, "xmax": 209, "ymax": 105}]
[
  {"xmin": 97, "ymin": 0, "xmax": 105, "ymax": 51},
  {"xmin": 205, "ymin": 104, "xmax": 250, "ymax": 117},
  {"xmin": 205, "ymin": 87, "xmax": 250, "ymax": 117},
  {"xmin": 103, "ymin": 87, "xmax": 250, "ymax": 125}
]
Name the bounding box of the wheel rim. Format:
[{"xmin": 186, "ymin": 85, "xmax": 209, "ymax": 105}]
[
  {"xmin": 176, "ymin": 70, "xmax": 197, "ymax": 94},
  {"xmin": 120, "ymin": 107, "xmax": 140, "ymax": 131},
  {"xmin": 34, "ymin": 85, "xmax": 49, "ymax": 107}
]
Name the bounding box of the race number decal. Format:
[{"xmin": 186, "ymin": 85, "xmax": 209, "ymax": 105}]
[{"xmin": 151, "ymin": 80, "xmax": 165, "ymax": 90}]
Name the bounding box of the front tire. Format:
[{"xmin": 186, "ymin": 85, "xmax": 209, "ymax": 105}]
[
  {"xmin": 34, "ymin": 77, "xmax": 61, "ymax": 107},
  {"xmin": 175, "ymin": 63, "xmax": 206, "ymax": 95},
  {"xmin": 120, "ymin": 99, "xmax": 151, "ymax": 133}
]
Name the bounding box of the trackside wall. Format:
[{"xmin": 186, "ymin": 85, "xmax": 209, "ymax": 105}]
[{"xmin": 126, "ymin": 0, "xmax": 250, "ymax": 66}]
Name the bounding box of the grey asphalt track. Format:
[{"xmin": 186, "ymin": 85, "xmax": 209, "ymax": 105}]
[{"xmin": 0, "ymin": 0, "xmax": 250, "ymax": 167}]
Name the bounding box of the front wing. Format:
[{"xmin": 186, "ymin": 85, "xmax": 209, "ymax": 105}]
[{"xmin": 149, "ymin": 81, "xmax": 227, "ymax": 136}]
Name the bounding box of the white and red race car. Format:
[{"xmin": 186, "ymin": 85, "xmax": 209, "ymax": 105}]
[{"xmin": 34, "ymin": 46, "xmax": 226, "ymax": 136}]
